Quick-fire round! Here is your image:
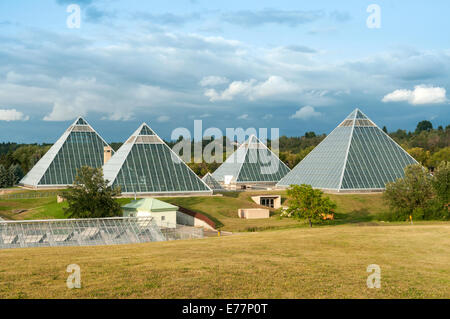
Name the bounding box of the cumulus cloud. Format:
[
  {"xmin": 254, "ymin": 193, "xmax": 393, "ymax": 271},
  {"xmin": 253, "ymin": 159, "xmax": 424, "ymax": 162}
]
[
  {"xmin": 382, "ymin": 85, "xmax": 447, "ymax": 105},
  {"xmin": 237, "ymin": 114, "xmax": 249, "ymax": 120},
  {"xmin": 290, "ymin": 106, "xmax": 321, "ymax": 120},
  {"xmin": 157, "ymin": 115, "xmax": 170, "ymax": 123},
  {"xmin": 199, "ymin": 76, "xmax": 229, "ymax": 87},
  {"xmin": 205, "ymin": 76, "xmax": 299, "ymax": 102},
  {"xmin": 0, "ymin": 109, "xmax": 29, "ymax": 121}
]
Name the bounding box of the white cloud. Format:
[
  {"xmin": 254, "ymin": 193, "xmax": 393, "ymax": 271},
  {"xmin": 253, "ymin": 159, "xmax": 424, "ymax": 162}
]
[
  {"xmin": 382, "ymin": 85, "xmax": 447, "ymax": 105},
  {"xmin": 157, "ymin": 115, "xmax": 170, "ymax": 122},
  {"xmin": 263, "ymin": 114, "xmax": 273, "ymax": 120},
  {"xmin": 290, "ymin": 106, "xmax": 321, "ymax": 120},
  {"xmin": 237, "ymin": 114, "xmax": 249, "ymax": 120},
  {"xmin": 199, "ymin": 76, "xmax": 229, "ymax": 87},
  {"xmin": 0, "ymin": 109, "xmax": 29, "ymax": 121},
  {"xmin": 205, "ymin": 76, "xmax": 299, "ymax": 102}
]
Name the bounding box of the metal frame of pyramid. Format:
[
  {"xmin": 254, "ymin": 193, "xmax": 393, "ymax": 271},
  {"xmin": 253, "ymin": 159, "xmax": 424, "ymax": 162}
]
[
  {"xmin": 277, "ymin": 108, "xmax": 419, "ymax": 192},
  {"xmin": 102, "ymin": 123, "xmax": 212, "ymax": 196},
  {"xmin": 212, "ymin": 134, "xmax": 291, "ymax": 187},
  {"xmin": 202, "ymin": 172, "xmax": 223, "ymax": 190},
  {"xmin": 20, "ymin": 117, "xmax": 114, "ymax": 189}
]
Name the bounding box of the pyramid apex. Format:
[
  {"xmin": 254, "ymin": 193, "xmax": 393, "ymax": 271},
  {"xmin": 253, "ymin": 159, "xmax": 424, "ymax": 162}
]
[{"xmin": 73, "ymin": 116, "xmax": 88, "ymax": 126}]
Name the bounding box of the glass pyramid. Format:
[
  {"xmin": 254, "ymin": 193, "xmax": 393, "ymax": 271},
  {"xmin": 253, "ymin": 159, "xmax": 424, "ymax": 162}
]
[
  {"xmin": 20, "ymin": 117, "xmax": 113, "ymax": 188},
  {"xmin": 202, "ymin": 172, "xmax": 223, "ymax": 190},
  {"xmin": 212, "ymin": 135, "xmax": 291, "ymax": 184},
  {"xmin": 102, "ymin": 123, "xmax": 212, "ymax": 195},
  {"xmin": 277, "ymin": 109, "xmax": 418, "ymax": 191}
]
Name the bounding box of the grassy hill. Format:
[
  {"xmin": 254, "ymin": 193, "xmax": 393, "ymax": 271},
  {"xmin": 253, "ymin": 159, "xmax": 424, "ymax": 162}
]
[
  {"xmin": 1, "ymin": 224, "xmax": 449, "ymax": 299},
  {"xmin": 1, "ymin": 189, "xmax": 390, "ymax": 231}
]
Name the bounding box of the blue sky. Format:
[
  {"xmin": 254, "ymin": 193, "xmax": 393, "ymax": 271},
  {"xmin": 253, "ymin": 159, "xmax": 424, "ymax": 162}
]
[{"xmin": 0, "ymin": 0, "xmax": 449, "ymax": 143}]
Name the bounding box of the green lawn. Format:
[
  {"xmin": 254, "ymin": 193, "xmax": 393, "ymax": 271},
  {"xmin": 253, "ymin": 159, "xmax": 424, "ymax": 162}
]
[
  {"xmin": 0, "ymin": 189, "xmax": 394, "ymax": 232},
  {"xmin": 1, "ymin": 223, "xmax": 449, "ymax": 299}
]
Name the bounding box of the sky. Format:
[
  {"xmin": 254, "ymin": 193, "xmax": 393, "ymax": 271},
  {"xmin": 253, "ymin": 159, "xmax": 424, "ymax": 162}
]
[{"xmin": 0, "ymin": 0, "xmax": 449, "ymax": 143}]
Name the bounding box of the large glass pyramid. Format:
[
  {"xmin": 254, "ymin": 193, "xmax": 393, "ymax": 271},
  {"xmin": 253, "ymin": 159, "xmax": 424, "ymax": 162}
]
[
  {"xmin": 102, "ymin": 123, "xmax": 212, "ymax": 195},
  {"xmin": 212, "ymin": 135, "xmax": 291, "ymax": 185},
  {"xmin": 277, "ymin": 109, "xmax": 418, "ymax": 191},
  {"xmin": 20, "ymin": 117, "xmax": 114, "ymax": 188}
]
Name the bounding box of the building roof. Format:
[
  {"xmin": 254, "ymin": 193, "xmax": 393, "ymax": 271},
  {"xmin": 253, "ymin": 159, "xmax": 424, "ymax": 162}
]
[
  {"xmin": 122, "ymin": 198, "xmax": 178, "ymax": 212},
  {"xmin": 20, "ymin": 116, "xmax": 113, "ymax": 187},
  {"xmin": 277, "ymin": 108, "xmax": 418, "ymax": 191},
  {"xmin": 102, "ymin": 123, "xmax": 212, "ymax": 195},
  {"xmin": 212, "ymin": 135, "xmax": 290, "ymax": 184}
]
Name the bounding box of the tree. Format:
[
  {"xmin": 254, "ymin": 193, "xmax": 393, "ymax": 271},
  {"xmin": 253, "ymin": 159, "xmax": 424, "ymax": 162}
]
[
  {"xmin": 61, "ymin": 166, "xmax": 122, "ymax": 218},
  {"xmin": 415, "ymin": 120, "xmax": 433, "ymax": 134},
  {"xmin": 431, "ymin": 161, "xmax": 449, "ymax": 207},
  {"xmin": 0, "ymin": 164, "xmax": 23, "ymax": 188},
  {"xmin": 282, "ymin": 184, "xmax": 336, "ymax": 227},
  {"xmin": 429, "ymin": 147, "xmax": 450, "ymax": 169},
  {"xmin": 382, "ymin": 126, "xmax": 388, "ymax": 133},
  {"xmin": 407, "ymin": 147, "xmax": 430, "ymax": 167},
  {"xmin": 384, "ymin": 164, "xmax": 434, "ymax": 217}
]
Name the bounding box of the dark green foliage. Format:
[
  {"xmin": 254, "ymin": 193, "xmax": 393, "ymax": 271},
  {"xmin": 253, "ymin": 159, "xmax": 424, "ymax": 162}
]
[
  {"xmin": 61, "ymin": 166, "xmax": 122, "ymax": 218},
  {"xmin": 415, "ymin": 120, "xmax": 433, "ymax": 133},
  {"xmin": 0, "ymin": 164, "xmax": 24, "ymax": 188}
]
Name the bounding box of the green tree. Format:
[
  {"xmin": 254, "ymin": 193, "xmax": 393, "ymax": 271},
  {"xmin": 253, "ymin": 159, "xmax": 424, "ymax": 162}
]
[
  {"xmin": 407, "ymin": 147, "xmax": 431, "ymax": 166},
  {"xmin": 0, "ymin": 165, "xmax": 8, "ymax": 188},
  {"xmin": 429, "ymin": 147, "xmax": 450, "ymax": 169},
  {"xmin": 384, "ymin": 164, "xmax": 434, "ymax": 218},
  {"xmin": 415, "ymin": 120, "xmax": 433, "ymax": 134},
  {"xmin": 283, "ymin": 184, "xmax": 336, "ymax": 227},
  {"xmin": 61, "ymin": 166, "xmax": 122, "ymax": 218},
  {"xmin": 431, "ymin": 161, "xmax": 450, "ymax": 207},
  {"xmin": 382, "ymin": 126, "xmax": 388, "ymax": 133}
]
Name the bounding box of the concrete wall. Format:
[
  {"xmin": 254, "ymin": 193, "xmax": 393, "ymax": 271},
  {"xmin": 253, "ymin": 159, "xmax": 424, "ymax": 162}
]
[
  {"xmin": 238, "ymin": 208, "xmax": 270, "ymax": 219},
  {"xmin": 176, "ymin": 211, "xmax": 215, "ymax": 230}
]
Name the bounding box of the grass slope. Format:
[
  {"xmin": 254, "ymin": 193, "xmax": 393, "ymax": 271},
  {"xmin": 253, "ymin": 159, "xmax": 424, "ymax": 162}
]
[
  {"xmin": 0, "ymin": 190, "xmax": 390, "ymax": 231},
  {"xmin": 1, "ymin": 224, "xmax": 449, "ymax": 299}
]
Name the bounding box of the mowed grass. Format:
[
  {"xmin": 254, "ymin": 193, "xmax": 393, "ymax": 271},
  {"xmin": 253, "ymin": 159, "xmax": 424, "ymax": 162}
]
[
  {"xmin": 0, "ymin": 196, "xmax": 67, "ymax": 220},
  {"xmin": 0, "ymin": 224, "xmax": 449, "ymax": 299},
  {"xmin": 0, "ymin": 190, "xmax": 391, "ymax": 231}
]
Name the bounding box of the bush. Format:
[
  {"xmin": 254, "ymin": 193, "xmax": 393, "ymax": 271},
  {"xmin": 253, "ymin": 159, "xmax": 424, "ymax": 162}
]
[{"xmin": 383, "ymin": 162, "xmax": 450, "ymax": 221}]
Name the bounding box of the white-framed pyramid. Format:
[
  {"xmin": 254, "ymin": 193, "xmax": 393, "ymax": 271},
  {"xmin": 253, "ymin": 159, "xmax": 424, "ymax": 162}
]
[
  {"xmin": 277, "ymin": 108, "xmax": 419, "ymax": 192},
  {"xmin": 102, "ymin": 123, "xmax": 212, "ymax": 195},
  {"xmin": 212, "ymin": 135, "xmax": 291, "ymax": 186},
  {"xmin": 20, "ymin": 117, "xmax": 114, "ymax": 188},
  {"xmin": 202, "ymin": 172, "xmax": 223, "ymax": 190}
]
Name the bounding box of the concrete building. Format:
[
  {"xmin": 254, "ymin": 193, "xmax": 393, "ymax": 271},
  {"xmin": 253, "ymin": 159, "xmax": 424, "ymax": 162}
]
[{"xmin": 122, "ymin": 198, "xmax": 178, "ymax": 228}]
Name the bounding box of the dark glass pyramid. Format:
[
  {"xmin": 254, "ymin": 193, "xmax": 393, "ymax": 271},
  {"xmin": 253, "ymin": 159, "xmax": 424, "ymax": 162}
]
[
  {"xmin": 20, "ymin": 117, "xmax": 113, "ymax": 187},
  {"xmin": 277, "ymin": 109, "xmax": 418, "ymax": 191},
  {"xmin": 102, "ymin": 123, "xmax": 212, "ymax": 195}
]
